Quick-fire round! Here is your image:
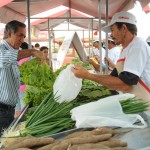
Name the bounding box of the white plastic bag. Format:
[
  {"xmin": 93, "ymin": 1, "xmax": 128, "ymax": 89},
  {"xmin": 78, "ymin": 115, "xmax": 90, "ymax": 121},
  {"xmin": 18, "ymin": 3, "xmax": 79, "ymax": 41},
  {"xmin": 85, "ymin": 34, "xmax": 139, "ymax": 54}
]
[
  {"xmin": 71, "ymin": 93, "xmax": 147, "ymax": 128},
  {"xmin": 53, "ymin": 64, "xmax": 82, "ymax": 103}
]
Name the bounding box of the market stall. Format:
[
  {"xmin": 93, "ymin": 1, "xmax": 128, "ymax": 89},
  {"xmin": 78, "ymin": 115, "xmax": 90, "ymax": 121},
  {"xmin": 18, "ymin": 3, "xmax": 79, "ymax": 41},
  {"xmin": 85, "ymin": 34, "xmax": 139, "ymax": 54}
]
[
  {"xmin": 0, "ymin": 60, "xmax": 150, "ymax": 150},
  {"xmin": 1, "ymin": 107, "xmax": 150, "ymax": 150},
  {"xmin": 0, "ymin": 1, "xmax": 150, "ymax": 150}
]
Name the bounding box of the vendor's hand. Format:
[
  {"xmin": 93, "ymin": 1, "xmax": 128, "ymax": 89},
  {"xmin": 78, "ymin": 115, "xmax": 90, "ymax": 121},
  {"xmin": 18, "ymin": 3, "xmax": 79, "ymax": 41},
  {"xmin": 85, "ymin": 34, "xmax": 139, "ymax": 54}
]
[{"xmin": 71, "ymin": 64, "xmax": 90, "ymax": 79}]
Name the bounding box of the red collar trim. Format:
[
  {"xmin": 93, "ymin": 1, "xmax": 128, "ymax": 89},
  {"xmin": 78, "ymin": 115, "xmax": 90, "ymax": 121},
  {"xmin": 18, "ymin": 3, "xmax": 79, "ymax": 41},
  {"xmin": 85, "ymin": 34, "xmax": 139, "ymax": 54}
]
[
  {"xmin": 139, "ymin": 80, "xmax": 150, "ymax": 93},
  {"xmin": 117, "ymin": 58, "xmax": 126, "ymax": 63}
]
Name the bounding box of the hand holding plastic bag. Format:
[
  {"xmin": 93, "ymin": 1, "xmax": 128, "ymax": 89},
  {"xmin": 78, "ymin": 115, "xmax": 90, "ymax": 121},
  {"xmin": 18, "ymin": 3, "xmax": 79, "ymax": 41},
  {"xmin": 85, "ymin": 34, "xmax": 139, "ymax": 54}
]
[
  {"xmin": 53, "ymin": 64, "xmax": 82, "ymax": 103},
  {"xmin": 71, "ymin": 94, "xmax": 147, "ymax": 128}
]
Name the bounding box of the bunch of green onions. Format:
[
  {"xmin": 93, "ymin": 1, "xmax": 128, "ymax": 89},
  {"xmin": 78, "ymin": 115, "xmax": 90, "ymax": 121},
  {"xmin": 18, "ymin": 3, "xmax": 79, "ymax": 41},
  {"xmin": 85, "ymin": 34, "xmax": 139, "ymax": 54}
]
[
  {"xmin": 21, "ymin": 94, "xmax": 149, "ymax": 137},
  {"xmin": 21, "ymin": 92, "xmax": 75, "ymax": 137},
  {"xmin": 120, "ymin": 97, "xmax": 149, "ymax": 114}
]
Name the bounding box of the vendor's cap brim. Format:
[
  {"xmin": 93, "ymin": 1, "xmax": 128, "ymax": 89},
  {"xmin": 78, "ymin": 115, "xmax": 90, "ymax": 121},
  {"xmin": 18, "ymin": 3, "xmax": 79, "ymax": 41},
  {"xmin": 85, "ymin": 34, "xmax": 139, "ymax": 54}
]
[
  {"xmin": 102, "ymin": 11, "xmax": 137, "ymax": 33},
  {"xmin": 102, "ymin": 22, "xmax": 114, "ymax": 33}
]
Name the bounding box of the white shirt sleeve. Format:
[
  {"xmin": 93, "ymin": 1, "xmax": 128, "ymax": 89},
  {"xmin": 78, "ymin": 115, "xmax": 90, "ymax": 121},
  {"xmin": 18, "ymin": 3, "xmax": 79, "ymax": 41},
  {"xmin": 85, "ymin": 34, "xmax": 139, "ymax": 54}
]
[{"xmin": 124, "ymin": 45, "xmax": 148, "ymax": 77}]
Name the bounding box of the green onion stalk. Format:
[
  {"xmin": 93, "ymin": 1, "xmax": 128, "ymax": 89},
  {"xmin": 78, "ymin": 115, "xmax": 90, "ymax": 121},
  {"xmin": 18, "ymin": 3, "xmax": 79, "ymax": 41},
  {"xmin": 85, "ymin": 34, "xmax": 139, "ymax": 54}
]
[
  {"xmin": 21, "ymin": 92, "xmax": 75, "ymax": 137},
  {"xmin": 120, "ymin": 97, "xmax": 149, "ymax": 114},
  {"xmin": 20, "ymin": 94, "xmax": 149, "ymax": 137}
]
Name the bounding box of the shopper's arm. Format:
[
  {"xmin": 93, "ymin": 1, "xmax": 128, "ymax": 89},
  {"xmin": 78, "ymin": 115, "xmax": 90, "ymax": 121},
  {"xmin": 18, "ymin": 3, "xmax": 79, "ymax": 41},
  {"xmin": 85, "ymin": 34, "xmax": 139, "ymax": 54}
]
[{"xmin": 17, "ymin": 49, "xmax": 45, "ymax": 60}]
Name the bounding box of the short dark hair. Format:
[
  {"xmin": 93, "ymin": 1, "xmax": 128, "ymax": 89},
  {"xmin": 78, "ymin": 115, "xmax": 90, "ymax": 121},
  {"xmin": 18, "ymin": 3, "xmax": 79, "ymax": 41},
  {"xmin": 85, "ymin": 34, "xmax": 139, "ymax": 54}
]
[
  {"xmin": 115, "ymin": 22, "xmax": 137, "ymax": 35},
  {"xmin": 3, "ymin": 20, "xmax": 26, "ymax": 39},
  {"xmin": 40, "ymin": 46, "xmax": 48, "ymax": 51},
  {"xmin": 20, "ymin": 42, "xmax": 29, "ymax": 49},
  {"xmin": 35, "ymin": 43, "xmax": 40, "ymax": 48},
  {"xmin": 108, "ymin": 40, "xmax": 116, "ymax": 45}
]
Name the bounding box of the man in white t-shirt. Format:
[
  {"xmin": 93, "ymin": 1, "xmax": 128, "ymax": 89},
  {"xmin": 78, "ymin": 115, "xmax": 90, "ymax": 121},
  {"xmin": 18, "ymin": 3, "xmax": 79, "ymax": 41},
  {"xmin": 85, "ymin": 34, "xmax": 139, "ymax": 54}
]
[
  {"xmin": 71, "ymin": 11, "xmax": 150, "ymax": 105},
  {"xmin": 86, "ymin": 38, "xmax": 106, "ymax": 73},
  {"xmin": 88, "ymin": 37, "xmax": 120, "ymax": 73},
  {"xmin": 107, "ymin": 38, "xmax": 120, "ymax": 64},
  {"xmin": 92, "ymin": 38, "xmax": 106, "ymax": 65}
]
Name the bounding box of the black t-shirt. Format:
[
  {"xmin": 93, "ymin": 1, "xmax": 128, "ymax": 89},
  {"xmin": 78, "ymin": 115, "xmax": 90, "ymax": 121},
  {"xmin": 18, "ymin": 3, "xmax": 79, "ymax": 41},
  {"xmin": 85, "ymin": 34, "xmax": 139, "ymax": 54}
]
[{"xmin": 111, "ymin": 68, "xmax": 139, "ymax": 85}]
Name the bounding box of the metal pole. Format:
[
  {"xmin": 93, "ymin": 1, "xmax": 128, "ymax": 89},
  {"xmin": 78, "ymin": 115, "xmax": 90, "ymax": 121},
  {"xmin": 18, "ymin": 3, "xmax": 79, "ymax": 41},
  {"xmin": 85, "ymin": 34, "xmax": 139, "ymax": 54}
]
[
  {"xmin": 68, "ymin": 19, "xmax": 69, "ymax": 30},
  {"xmin": 91, "ymin": 19, "xmax": 94, "ymax": 57},
  {"xmin": 105, "ymin": 0, "xmax": 109, "ymax": 74},
  {"xmin": 98, "ymin": 0, "xmax": 103, "ymax": 74},
  {"xmin": 88, "ymin": 25, "xmax": 90, "ymax": 56},
  {"xmin": 53, "ymin": 31, "xmax": 56, "ymax": 51},
  {"xmin": 83, "ymin": 30, "xmax": 85, "ymax": 61},
  {"xmin": 42, "ymin": 29, "xmax": 93, "ymax": 31},
  {"xmin": 30, "ymin": 17, "xmax": 99, "ymax": 19},
  {"xmin": 69, "ymin": 0, "xmax": 71, "ymax": 18},
  {"xmin": 48, "ymin": 19, "xmax": 52, "ymax": 69},
  {"xmin": 27, "ymin": 0, "xmax": 32, "ymax": 48}
]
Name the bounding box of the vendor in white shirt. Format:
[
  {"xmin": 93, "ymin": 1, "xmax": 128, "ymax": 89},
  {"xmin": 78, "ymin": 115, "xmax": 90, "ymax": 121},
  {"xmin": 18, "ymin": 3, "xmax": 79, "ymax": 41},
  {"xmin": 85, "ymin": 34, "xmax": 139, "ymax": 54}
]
[
  {"xmin": 88, "ymin": 37, "xmax": 120, "ymax": 73},
  {"xmin": 71, "ymin": 11, "xmax": 150, "ymax": 105},
  {"xmin": 107, "ymin": 38, "xmax": 120, "ymax": 65},
  {"xmin": 92, "ymin": 38, "xmax": 106, "ymax": 65}
]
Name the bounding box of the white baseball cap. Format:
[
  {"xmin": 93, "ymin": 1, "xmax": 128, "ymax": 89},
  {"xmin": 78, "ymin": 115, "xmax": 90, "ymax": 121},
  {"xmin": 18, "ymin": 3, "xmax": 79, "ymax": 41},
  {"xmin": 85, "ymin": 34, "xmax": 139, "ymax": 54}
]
[
  {"xmin": 92, "ymin": 37, "xmax": 99, "ymax": 43},
  {"xmin": 102, "ymin": 11, "xmax": 137, "ymax": 33},
  {"xmin": 108, "ymin": 35, "xmax": 114, "ymax": 42},
  {"xmin": 103, "ymin": 37, "xmax": 114, "ymax": 43}
]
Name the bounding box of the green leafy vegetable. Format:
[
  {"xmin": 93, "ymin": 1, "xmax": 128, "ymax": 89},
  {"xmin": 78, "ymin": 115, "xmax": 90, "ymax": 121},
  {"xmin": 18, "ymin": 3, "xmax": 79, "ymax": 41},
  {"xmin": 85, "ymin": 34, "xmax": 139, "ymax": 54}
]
[{"xmin": 19, "ymin": 59, "xmax": 56, "ymax": 106}]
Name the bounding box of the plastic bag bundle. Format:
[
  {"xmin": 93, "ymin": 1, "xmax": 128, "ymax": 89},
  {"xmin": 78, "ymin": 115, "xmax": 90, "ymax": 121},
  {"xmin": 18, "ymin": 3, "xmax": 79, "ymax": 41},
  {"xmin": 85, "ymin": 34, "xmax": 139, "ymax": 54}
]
[
  {"xmin": 53, "ymin": 64, "xmax": 82, "ymax": 103},
  {"xmin": 71, "ymin": 94, "xmax": 147, "ymax": 128}
]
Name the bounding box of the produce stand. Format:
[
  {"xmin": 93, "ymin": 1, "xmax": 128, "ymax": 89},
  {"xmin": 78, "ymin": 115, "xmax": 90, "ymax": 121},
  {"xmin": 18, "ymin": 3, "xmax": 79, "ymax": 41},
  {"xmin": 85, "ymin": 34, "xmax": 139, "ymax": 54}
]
[
  {"xmin": 48, "ymin": 112, "xmax": 150, "ymax": 150},
  {"xmin": 3, "ymin": 107, "xmax": 150, "ymax": 150}
]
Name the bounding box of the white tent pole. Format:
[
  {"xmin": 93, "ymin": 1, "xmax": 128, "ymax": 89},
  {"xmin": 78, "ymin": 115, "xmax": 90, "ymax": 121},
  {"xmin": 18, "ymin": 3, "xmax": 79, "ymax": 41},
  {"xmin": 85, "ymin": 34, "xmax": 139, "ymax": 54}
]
[
  {"xmin": 91, "ymin": 19, "xmax": 93, "ymax": 57},
  {"xmin": 88, "ymin": 25, "xmax": 90, "ymax": 56},
  {"xmin": 105, "ymin": 0, "xmax": 109, "ymax": 74},
  {"xmin": 48, "ymin": 19, "xmax": 52, "ymax": 69},
  {"xmin": 54, "ymin": 30, "xmax": 55, "ymax": 52},
  {"xmin": 98, "ymin": 0, "xmax": 103, "ymax": 74},
  {"xmin": 27, "ymin": 0, "xmax": 32, "ymax": 48},
  {"xmin": 68, "ymin": 18, "xmax": 70, "ymax": 30},
  {"xmin": 83, "ymin": 30, "xmax": 85, "ymax": 61}
]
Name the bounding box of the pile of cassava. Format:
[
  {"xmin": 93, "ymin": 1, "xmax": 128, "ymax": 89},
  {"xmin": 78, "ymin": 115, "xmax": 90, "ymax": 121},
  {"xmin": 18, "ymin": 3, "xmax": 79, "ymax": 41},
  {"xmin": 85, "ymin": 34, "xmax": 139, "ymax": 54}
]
[{"xmin": 2, "ymin": 127, "xmax": 133, "ymax": 150}]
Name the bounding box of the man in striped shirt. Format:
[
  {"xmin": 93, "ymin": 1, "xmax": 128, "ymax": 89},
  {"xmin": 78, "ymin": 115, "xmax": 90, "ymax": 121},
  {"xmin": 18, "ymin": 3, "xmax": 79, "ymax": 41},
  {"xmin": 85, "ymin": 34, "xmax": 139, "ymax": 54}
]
[{"xmin": 0, "ymin": 20, "xmax": 46, "ymax": 134}]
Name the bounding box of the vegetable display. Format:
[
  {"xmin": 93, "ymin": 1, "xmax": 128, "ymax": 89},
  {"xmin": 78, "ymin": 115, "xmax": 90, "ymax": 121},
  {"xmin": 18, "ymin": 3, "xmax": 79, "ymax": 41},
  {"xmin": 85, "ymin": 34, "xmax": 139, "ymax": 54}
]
[
  {"xmin": 19, "ymin": 58, "xmax": 40, "ymax": 84},
  {"xmin": 71, "ymin": 57, "xmax": 92, "ymax": 70},
  {"xmin": 19, "ymin": 59, "xmax": 56, "ymax": 106},
  {"xmin": 19, "ymin": 58, "xmax": 112, "ymax": 107},
  {"xmin": 15, "ymin": 57, "xmax": 149, "ymax": 140},
  {"xmin": 3, "ymin": 127, "xmax": 132, "ymax": 150},
  {"xmin": 18, "ymin": 93, "xmax": 148, "ymax": 138},
  {"xmin": 21, "ymin": 92, "xmax": 75, "ymax": 137}
]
